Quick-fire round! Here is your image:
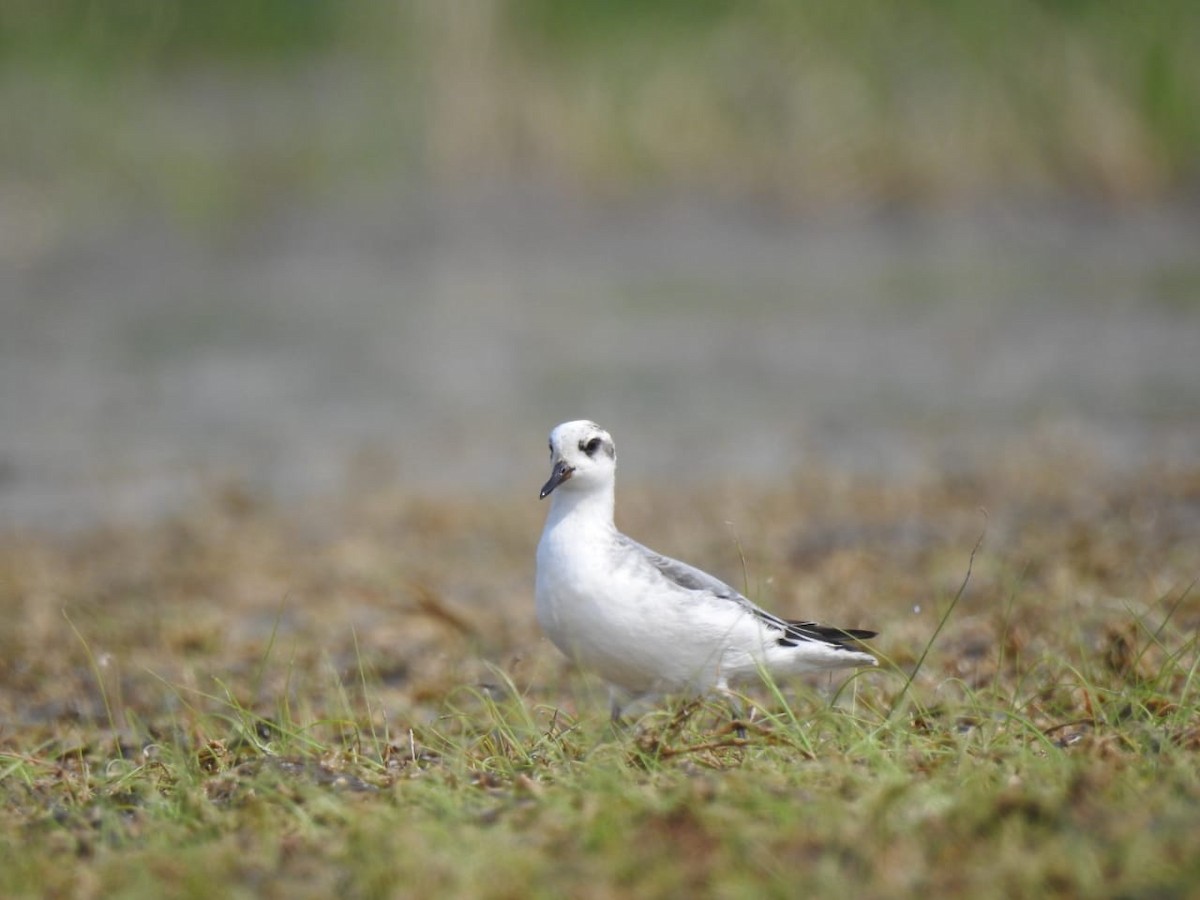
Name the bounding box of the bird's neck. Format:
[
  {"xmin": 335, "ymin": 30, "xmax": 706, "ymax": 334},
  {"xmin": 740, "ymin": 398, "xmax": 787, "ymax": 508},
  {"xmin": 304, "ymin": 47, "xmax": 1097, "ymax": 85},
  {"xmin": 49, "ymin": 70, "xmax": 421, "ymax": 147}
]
[{"xmin": 545, "ymin": 483, "xmax": 616, "ymax": 533}]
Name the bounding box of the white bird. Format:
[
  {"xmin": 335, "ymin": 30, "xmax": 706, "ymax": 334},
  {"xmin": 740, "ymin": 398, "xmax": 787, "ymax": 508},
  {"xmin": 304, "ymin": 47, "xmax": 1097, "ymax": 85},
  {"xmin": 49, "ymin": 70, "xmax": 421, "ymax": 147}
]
[{"xmin": 535, "ymin": 420, "xmax": 878, "ymax": 722}]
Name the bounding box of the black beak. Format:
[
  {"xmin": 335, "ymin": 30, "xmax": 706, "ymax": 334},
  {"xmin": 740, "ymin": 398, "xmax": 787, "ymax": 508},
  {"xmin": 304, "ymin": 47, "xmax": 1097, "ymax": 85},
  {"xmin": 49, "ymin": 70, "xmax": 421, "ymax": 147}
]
[{"xmin": 539, "ymin": 460, "xmax": 574, "ymax": 499}]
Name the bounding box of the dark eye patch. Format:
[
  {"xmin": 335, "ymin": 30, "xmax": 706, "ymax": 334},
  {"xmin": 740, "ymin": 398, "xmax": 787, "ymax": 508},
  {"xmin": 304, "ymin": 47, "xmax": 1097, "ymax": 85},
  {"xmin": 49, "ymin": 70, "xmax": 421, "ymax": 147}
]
[{"xmin": 581, "ymin": 436, "xmax": 604, "ymax": 456}]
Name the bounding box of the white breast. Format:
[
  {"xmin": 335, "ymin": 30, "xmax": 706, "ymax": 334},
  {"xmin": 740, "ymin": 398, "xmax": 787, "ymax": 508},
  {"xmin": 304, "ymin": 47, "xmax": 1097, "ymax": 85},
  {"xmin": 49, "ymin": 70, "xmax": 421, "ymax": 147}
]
[{"xmin": 535, "ymin": 524, "xmax": 764, "ymax": 695}]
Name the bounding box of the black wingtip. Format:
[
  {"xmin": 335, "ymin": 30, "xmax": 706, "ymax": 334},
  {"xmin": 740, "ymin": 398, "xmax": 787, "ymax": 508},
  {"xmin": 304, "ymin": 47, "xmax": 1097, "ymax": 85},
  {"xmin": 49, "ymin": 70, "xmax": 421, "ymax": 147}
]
[{"xmin": 784, "ymin": 621, "xmax": 878, "ymax": 646}]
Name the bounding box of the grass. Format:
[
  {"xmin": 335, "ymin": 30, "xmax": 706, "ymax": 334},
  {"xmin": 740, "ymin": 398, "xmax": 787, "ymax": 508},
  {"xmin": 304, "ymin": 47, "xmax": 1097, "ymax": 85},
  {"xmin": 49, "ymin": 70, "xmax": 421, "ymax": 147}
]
[{"xmin": 1, "ymin": 461, "xmax": 1199, "ymax": 897}]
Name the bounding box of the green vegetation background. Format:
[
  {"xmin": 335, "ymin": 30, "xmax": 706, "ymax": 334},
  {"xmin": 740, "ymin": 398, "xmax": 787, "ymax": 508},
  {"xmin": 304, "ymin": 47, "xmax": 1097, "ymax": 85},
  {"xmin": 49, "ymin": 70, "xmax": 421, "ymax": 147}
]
[{"xmin": 4, "ymin": 0, "xmax": 1199, "ymax": 221}]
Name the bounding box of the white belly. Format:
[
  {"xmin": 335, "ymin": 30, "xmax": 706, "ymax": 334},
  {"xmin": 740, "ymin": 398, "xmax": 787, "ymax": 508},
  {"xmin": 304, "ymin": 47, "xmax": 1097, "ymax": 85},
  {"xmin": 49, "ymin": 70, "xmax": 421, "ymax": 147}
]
[{"xmin": 535, "ymin": 533, "xmax": 761, "ymax": 695}]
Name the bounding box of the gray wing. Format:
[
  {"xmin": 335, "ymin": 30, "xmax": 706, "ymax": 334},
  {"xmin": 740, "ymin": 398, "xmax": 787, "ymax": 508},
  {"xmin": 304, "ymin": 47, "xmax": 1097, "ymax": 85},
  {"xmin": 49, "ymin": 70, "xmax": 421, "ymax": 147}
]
[
  {"xmin": 615, "ymin": 533, "xmax": 877, "ymax": 651},
  {"xmin": 616, "ymin": 534, "xmax": 752, "ymax": 604}
]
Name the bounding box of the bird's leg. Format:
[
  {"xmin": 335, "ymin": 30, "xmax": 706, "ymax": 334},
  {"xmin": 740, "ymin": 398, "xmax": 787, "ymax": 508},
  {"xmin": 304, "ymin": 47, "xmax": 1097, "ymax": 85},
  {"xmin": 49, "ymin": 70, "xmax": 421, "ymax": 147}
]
[
  {"xmin": 716, "ymin": 680, "xmax": 747, "ymax": 739},
  {"xmin": 608, "ymin": 686, "xmax": 628, "ymax": 728}
]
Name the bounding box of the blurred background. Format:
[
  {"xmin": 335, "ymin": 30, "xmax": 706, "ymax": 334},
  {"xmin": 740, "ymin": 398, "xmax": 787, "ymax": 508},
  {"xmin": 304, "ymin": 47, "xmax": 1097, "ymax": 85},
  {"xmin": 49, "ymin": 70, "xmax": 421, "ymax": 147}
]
[{"xmin": 2, "ymin": 0, "xmax": 1198, "ymax": 528}]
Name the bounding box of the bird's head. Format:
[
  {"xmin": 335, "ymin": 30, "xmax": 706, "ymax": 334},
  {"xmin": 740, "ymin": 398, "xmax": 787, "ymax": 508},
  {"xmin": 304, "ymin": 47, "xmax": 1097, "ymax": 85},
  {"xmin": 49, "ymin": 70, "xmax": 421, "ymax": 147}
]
[{"xmin": 540, "ymin": 420, "xmax": 616, "ymax": 499}]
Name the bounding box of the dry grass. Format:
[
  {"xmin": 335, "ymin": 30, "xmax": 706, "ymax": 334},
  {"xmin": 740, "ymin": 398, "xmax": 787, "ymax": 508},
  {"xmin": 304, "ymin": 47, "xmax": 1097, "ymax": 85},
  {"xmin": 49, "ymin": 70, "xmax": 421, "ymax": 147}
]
[{"xmin": 1, "ymin": 460, "xmax": 1198, "ymax": 897}]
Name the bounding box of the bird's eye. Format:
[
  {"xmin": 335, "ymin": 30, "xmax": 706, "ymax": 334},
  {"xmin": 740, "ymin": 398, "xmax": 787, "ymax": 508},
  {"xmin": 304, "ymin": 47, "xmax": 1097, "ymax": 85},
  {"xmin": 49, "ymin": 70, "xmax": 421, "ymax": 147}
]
[{"xmin": 581, "ymin": 437, "xmax": 603, "ymax": 456}]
